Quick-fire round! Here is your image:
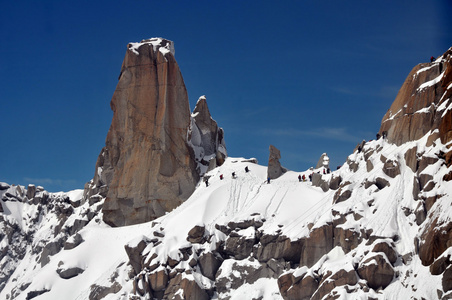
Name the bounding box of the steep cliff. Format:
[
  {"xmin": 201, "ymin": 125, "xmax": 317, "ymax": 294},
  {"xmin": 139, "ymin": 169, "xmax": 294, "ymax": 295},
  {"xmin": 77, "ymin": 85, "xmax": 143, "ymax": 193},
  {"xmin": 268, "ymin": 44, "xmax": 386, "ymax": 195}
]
[
  {"xmin": 380, "ymin": 48, "xmax": 452, "ymax": 146},
  {"xmin": 84, "ymin": 38, "xmax": 226, "ymax": 227}
]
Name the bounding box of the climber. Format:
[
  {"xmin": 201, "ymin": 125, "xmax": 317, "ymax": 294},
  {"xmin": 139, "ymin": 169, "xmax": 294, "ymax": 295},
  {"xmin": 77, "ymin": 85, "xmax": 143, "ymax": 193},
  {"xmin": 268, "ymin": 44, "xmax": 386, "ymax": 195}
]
[
  {"xmin": 220, "ymin": 174, "xmax": 223, "ymax": 180},
  {"xmin": 267, "ymin": 177, "xmax": 271, "ymax": 184},
  {"xmin": 309, "ymin": 173, "xmax": 312, "ymax": 181},
  {"xmin": 232, "ymin": 172, "xmax": 236, "ymax": 179},
  {"xmin": 298, "ymin": 174, "xmax": 302, "ymax": 182},
  {"xmin": 431, "ymin": 56, "xmax": 435, "ymax": 62},
  {"xmin": 245, "ymin": 166, "xmax": 249, "ymax": 173},
  {"xmin": 302, "ymin": 174, "xmax": 306, "ymax": 181},
  {"xmin": 323, "ymin": 169, "xmax": 326, "ymax": 175},
  {"xmin": 204, "ymin": 177, "xmax": 209, "ymax": 187}
]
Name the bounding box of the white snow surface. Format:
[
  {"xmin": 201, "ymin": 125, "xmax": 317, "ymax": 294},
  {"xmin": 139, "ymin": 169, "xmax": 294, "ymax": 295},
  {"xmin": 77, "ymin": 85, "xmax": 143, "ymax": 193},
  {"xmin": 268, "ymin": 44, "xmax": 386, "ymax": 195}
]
[
  {"xmin": 128, "ymin": 37, "xmax": 175, "ymax": 57},
  {"xmin": 1, "ymin": 129, "xmax": 452, "ymax": 299}
]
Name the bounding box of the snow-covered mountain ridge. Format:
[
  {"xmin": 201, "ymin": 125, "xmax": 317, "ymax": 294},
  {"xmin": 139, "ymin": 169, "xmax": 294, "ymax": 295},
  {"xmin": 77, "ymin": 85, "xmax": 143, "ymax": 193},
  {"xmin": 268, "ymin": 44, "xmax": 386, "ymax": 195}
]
[{"xmin": 1, "ymin": 45, "xmax": 451, "ymax": 299}]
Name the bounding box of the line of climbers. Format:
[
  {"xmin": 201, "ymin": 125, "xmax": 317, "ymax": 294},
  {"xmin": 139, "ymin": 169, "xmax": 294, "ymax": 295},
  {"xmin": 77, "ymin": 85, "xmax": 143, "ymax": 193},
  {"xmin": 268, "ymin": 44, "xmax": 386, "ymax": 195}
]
[{"xmin": 204, "ymin": 165, "xmax": 333, "ymax": 187}]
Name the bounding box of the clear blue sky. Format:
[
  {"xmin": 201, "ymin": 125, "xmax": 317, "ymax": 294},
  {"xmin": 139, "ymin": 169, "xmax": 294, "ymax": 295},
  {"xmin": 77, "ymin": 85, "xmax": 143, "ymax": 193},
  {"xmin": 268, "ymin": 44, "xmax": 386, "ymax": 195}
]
[{"xmin": 1, "ymin": 1, "xmax": 451, "ymax": 192}]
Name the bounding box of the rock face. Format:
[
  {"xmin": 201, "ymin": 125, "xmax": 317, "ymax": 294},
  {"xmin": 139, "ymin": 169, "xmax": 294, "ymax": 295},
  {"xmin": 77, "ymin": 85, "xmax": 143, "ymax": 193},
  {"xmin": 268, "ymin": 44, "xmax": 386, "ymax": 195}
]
[
  {"xmin": 380, "ymin": 48, "xmax": 452, "ymax": 145},
  {"xmin": 267, "ymin": 145, "xmax": 285, "ymax": 179},
  {"xmin": 189, "ymin": 96, "xmax": 227, "ymax": 174},
  {"xmin": 85, "ymin": 38, "xmax": 226, "ymax": 227}
]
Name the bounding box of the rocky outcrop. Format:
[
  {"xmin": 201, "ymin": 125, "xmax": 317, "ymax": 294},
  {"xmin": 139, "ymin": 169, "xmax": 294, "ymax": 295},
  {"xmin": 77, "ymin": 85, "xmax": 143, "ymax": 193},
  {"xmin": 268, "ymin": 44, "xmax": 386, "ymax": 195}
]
[
  {"xmin": 189, "ymin": 96, "xmax": 227, "ymax": 174},
  {"xmin": 380, "ymin": 48, "xmax": 452, "ymax": 145},
  {"xmin": 267, "ymin": 145, "xmax": 285, "ymax": 179},
  {"xmin": 85, "ymin": 38, "xmax": 226, "ymax": 227},
  {"xmin": 315, "ymin": 153, "xmax": 330, "ymax": 169}
]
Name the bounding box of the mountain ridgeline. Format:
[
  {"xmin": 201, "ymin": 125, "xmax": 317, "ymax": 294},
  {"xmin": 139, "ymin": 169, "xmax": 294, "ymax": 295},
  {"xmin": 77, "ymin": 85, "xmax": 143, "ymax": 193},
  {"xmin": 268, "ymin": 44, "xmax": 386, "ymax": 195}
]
[{"xmin": 0, "ymin": 40, "xmax": 451, "ymax": 300}]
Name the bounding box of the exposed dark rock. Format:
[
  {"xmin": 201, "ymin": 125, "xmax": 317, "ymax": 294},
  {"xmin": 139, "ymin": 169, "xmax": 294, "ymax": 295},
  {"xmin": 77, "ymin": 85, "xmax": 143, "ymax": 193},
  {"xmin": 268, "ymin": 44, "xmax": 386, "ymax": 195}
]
[
  {"xmin": 312, "ymin": 268, "xmax": 358, "ymax": 300},
  {"xmin": 89, "ymin": 282, "xmax": 122, "ymax": 300},
  {"xmin": 148, "ymin": 268, "xmax": 168, "ymax": 292},
  {"xmin": 93, "ymin": 38, "xmax": 201, "ymax": 227},
  {"xmin": 278, "ymin": 272, "xmax": 318, "ymax": 300},
  {"xmin": 26, "ymin": 184, "xmax": 36, "ymax": 200},
  {"xmin": 64, "ymin": 233, "xmax": 84, "ymax": 250},
  {"xmin": 329, "ymin": 175, "xmax": 342, "ymax": 190},
  {"xmin": 198, "ymin": 252, "xmax": 223, "ymax": 281},
  {"xmin": 57, "ymin": 266, "xmax": 85, "ymax": 279},
  {"xmin": 300, "ymin": 224, "xmax": 333, "ymax": 267},
  {"xmin": 186, "ymin": 225, "xmax": 205, "ymax": 244},
  {"xmin": 372, "ymin": 241, "xmax": 397, "ymax": 265},
  {"xmin": 315, "ymin": 153, "xmax": 330, "ymax": 169},
  {"xmin": 255, "ymin": 235, "xmax": 304, "ymax": 263},
  {"xmin": 124, "ymin": 237, "xmax": 149, "ymax": 275},
  {"xmin": 430, "ymin": 253, "xmax": 451, "ymax": 275},
  {"xmin": 357, "ymin": 254, "xmax": 395, "ymax": 290},
  {"xmin": 419, "ymin": 218, "xmax": 452, "ymax": 266},
  {"xmin": 443, "ymin": 265, "xmax": 452, "ymax": 293},
  {"xmin": 26, "ymin": 289, "xmax": 50, "ymax": 300},
  {"xmin": 267, "ymin": 145, "xmax": 285, "ymax": 180},
  {"xmin": 164, "ymin": 273, "xmax": 209, "ymax": 300},
  {"xmin": 382, "ymin": 159, "xmax": 400, "ymax": 178},
  {"xmin": 414, "ymin": 201, "xmax": 427, "ymax": 225},
  {"xmin": 404, "ymin": 147, "xmax": 419, "ymax": 172},
  {"xmin": 375, "ymin": 177, "xmax": 390, "ymax": 190},
  {"xmin": 224, "ymin": 233, "xmax": 255, "ymax": 260}
]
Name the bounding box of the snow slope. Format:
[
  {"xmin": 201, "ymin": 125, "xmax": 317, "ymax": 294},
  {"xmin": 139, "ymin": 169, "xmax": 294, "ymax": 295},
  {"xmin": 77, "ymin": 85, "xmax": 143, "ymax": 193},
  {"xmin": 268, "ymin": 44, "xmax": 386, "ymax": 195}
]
[{"xmin": 1, "ymin": 130, "xmax": 451, "ymax": 299}]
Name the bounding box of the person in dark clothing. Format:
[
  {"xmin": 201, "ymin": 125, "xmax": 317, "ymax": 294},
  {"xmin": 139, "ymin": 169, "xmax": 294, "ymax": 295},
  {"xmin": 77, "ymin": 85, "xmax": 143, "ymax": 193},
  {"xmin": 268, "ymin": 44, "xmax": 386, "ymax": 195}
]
[
  {"xmin": 298, "ymin": 175, "xmax": 302, "ymax": 182},
  {"xmin": 232, "ymin": 172, "xmax": 236, "ymax": 178},
  {"xmin": 267, "ymin": 177, "xmax": 270, "ymax": 184},
  {"xmin": 309, "ymin": 173, "xmax": 312, "ymax": 181},
  {"xmin": 245, "ymin": 166, "xmax": 249, "ymax": 173},
  {"xmin": 323, "ymin": 169, "xmax": 326, "ymax": 175},
  {"xmin": 205, "ymin": 177, "xmax": 209, "ymax": 187},
  {"xmin": 431, "ymin": 56, "xmax": 435, "ymax": 62},
  {"xmin": 220, "ymin": 174, "xmax": 223, "ymax": 180}
]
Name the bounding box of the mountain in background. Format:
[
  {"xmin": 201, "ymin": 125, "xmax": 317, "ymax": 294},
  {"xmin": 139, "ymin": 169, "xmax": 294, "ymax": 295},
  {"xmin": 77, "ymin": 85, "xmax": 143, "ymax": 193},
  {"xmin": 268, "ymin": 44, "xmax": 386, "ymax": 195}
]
[{"xmin": 0, "ymin": 40, "xmax": 451, "ymax": 300}]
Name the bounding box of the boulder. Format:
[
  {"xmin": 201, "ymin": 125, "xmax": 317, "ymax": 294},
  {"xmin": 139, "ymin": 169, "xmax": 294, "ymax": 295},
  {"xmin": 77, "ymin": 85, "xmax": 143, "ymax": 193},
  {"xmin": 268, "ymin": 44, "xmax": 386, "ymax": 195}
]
[
  {"xmin": 186, "ymin": 225, "xmax": 205, "ymax": 244},
  {"xmin": 372, "ymin": 241, "xmax": 397, "ymax": 265},
  {"xmin": 382, "ymin": 159, "xmax": 400, "ymax": 178},
  {"xmin": 357, "ymin": 254, "xmax": 394, "ymax": 290},
  {"xmin": 124, "ymin": 236, "xmax": 149, "ymax": 275},
  {"xmin": 163, "ymin": 273, "xmax": 209, "ymax": 300},
  {"xmin": 224, "ymin": 233, "xmax": 255, "ymax": 260},
  {"xmin": 255, "ymin": 235, "xmax": 304, "ymax": 263},
  {"xmin": 88, "ymin": 282, "xmax": 122, "ymax": 300},
  {"xmin": 312, "ymin": 268, "xmax": 358, "ymax": 300},
  {"xmin": 198, "ymin": 252, "xmax": 223, "ymax": 281},
  {"xmin": 430, "ymin": 253, "xmax": 451, "ymax": 275},
  {"xmin": 404, "ymin": 146, "xmax": 418, "ymax": 172},
  {"xmin": 278, "ymin": 272, "xmax": 318, "ymax": 300},
  {"xmin": 419, "ymin": 218, "xmax": 452, "ymax": 266},
  {"xmin": 57, "ymin": 266, "xmax": 85, "ymax": 279},
  {"xmin": 148, "ymin": 268, "xmax": 169, "ymax": 292},
  {"xmin": 443, "ymin": 265, "xmax": 452, "ymax": 293}
]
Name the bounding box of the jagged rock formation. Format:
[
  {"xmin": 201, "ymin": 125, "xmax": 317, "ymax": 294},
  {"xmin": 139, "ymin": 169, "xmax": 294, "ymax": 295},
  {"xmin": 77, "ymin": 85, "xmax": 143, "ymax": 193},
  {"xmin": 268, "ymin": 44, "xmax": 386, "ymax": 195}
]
[
  {"xmin": 267, "ymin": 145, "xmax": 285, "ymax": 179},
  {"xmin": 380, "ymin": 48, "xmax": 452, "ymax": 146},
  {"xmin": 315, "ymin": 152, "xmax": 330, "ymax": 169},
  {"xmin": 189, "ymin": 95, "xmax": 227, "ymax": 174},
  {"xmin": 84, "ymin": 38, "xmax": 226, "ymax": 227}
]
